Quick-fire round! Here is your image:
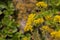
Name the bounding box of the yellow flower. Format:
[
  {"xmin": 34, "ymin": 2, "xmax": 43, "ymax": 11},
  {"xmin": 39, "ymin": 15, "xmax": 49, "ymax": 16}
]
[
  {"xmin": 56, "ymin": 31, "xmax": 60, "ymax": 38},
  {"xmin": 50, "ymin": 30, "xmax": 60, "ymax": 38},
  {"xmin": 22, "ymin": 37, "xmax": 28, "ymax": 40},
  {"xmin": 54, "ymin": 15, "xmax": 60, "ymax": 23},
  {"xmin": 34, "ymin": 18, "xmax": 44, "ymax": 24},
  {"xmin": 40, "ymin": 26, "xmax": 49, "ymax": 31},
  {"xmin": 36, "ymin": 2, "xmax": 47, "ymax": 8},
  {"xmin": 28, "ymin": 14, "xmax": 36, "ymax": 18},
  {"xmin": 24, "ymin": 14, "xmax": 36, "ymax": 32},
  {"xmin": 40, "ymin": 25, "xmax": 53, "ymax": 33},
  {"xmin": 24, "ymin": 25, "xmax": 33, "ymax": 32},
  {"xmin": 50, "ymin": 31, "xmax": 57, "ymax": 37}
]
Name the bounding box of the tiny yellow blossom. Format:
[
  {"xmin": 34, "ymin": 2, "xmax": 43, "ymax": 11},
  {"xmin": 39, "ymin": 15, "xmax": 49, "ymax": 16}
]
[
  {"xmin": 22, "ymin": 37, "xmax": 28, "ymax": 40},
  {"xmin": 34, "ymin": 18, "xmax": 44, "ymax": 24},
  {"xmin": 50, "ymin": 30, "xmax": 60, "ymax": 38},
  {"xmin": 42, "ymin": 26, "xmax": 49, "ymax": 30},
  {"xmin": 56, "ymin": 31, "xmax": 60, "ymax": 38},
  {"xmin": 24, "ymin": 25, "xmax": 33, "ymax": 32},
  {"xmin": 24, "ymin": 14, "xmax": 36, "ymax": 32},
  {"xmin": 40, "ymin": 25, "xmax": 53, "ymax": 33},
  {"xmin": 50, "ymin": 31, "xmax": 57, "ymax": 37},
  {"xmin": 36, "ymin": 2, "xmax": 47, "ymax": 8},
  {"xmin": 54, "ymin": 15, "xmax": 60, "ymax": 23},
  {"xmin": 28, "ymin": 14, "xmax": 36, "ymax": 18}
]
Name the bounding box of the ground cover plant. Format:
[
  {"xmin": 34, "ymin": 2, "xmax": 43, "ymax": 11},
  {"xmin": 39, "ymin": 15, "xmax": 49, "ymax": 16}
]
[{"xmin": 0, "ymin": 0, "xmax": 60, "ymax": 40}]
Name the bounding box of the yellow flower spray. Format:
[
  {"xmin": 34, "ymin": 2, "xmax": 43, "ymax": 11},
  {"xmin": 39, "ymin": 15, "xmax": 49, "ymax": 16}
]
[{"xmin": 24, "ymin": 14, "xmax": 36, "ymax": 32}]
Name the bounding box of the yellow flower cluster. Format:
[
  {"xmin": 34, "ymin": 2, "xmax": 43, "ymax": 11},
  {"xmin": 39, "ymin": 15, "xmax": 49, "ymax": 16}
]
[
  {"xmin": 22, "ymin": 37, "xmax": 28, "ymax": 40},
  {"xmin": 51, "ymin": 30, "xmax": 60, "ymax": 38},
  {"xmin": 34, "ymin": 18, "xmax": 44, "ymax": 24},
  {"xmin": 54, "ymin": 15, "xmax": 60, "ymax": 23},
  {"xmin": 24, "ymin": 14, "xmax": 36, "ymax": 32},
  {"xmin": 36, "ymin": 2, "xmax": 47, "ymax": 8},
  {"xmin": 40, "ymin": 25, "xmax": 53, "ymax": 33}
]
